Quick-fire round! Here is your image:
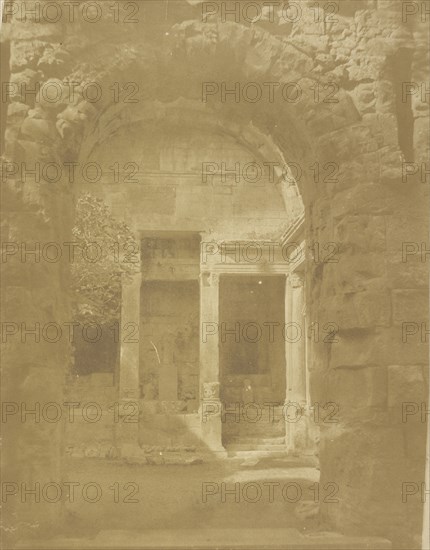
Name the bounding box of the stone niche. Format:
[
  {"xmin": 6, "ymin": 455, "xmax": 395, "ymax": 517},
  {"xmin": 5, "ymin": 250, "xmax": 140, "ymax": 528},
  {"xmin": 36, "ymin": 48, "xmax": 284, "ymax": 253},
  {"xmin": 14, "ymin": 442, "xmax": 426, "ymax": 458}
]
[
  {"xmin": 140, "ymin": 279, "xmax": 200, "ymax": 409},
  {"xmin": 138, "ymin": 232, "xmax": 203, "ymax": 451}
]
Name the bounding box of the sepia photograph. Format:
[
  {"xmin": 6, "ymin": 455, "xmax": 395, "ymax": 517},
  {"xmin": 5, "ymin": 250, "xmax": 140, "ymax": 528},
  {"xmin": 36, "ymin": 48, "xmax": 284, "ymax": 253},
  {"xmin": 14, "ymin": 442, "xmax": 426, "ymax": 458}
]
[{"xmin": 0, "ymin": 0, "xmax": 429, "ymax": 548}]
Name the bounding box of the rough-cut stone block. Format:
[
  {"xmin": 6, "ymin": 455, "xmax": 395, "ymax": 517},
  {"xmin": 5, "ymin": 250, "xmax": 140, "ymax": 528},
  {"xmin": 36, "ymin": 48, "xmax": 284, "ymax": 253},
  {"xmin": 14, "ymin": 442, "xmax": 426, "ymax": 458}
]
[
  {"xmin": 334, "ymin": 214, "xmax": 386, "ymax": 253},
  {"xmin": 319, "ymin": 290, "xmax": 391, "ymax": 330},
  {"xmin": 385, "ymin": 216, "xmax": 428, "ymax": 252},
  {"xmin": 386, "ymin": 254, "xmax": 428, "ymax": 289},
  {"xmin": 327, "ymin": 366, "xmax": 387, "ymax": 411},
  {"xmin": 392, "ymin": 289, "xmax": 428, "ymax": 324},
  {"xmin": 350, "ymin": 82, "xmax": 376, "ymax": 115},
  {"xmin": 329, "ymin": 328, "xmax": 428, "ymax": 369},
  {"xmin": 387, "ymin": 365, "xmax": 426, "ymax": 407}
]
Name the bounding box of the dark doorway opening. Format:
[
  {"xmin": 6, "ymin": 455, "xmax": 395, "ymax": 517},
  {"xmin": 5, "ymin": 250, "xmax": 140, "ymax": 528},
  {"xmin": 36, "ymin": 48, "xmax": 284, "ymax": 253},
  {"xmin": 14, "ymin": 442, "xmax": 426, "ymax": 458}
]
[{"xmin": 219, "ymin": 275, "xmax": 286, "ymax": 448}]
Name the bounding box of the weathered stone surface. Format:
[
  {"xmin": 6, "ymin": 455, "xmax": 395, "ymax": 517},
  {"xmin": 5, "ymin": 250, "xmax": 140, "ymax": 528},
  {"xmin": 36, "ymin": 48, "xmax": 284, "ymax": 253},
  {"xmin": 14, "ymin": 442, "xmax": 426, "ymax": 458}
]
[
  {"xmin": 330, "ymin": 327, "xmax": 428, "ymax": 368},
  {"xmin": 328, "ymin": 365, "xmax": 388, "ymax": 411},
  {"xmin": 392, "ymin": 289, "xmax": 429, "ymax": 324},
  {"xmin": 387, "ymin": 365, "xmax": 427, "ymax": 407},
  {"xmin": 2, "ymin": 1, "xmax": 428, "ymax": 548}
]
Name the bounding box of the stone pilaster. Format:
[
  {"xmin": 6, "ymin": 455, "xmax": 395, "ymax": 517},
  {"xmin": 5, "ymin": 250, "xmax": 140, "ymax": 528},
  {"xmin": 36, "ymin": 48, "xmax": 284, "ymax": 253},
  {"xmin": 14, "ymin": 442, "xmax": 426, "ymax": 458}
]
[
  {"xmin": 199, "ymin": 272, "xmax": 225, "ymax": 454},
  {"xmin": 289, "ymin": 271, "xmax": 306, "ymax": 404},
  {"xmin": 199, "ymin": 271, "xmax": 220, "ymax": 384},
  {"xmin": 117, "ymin": 271, "xmax": 141, "ymax": 453},
  {"xmin": 285, "ymin": 271, "xmax": 307, "ymax": 453}
]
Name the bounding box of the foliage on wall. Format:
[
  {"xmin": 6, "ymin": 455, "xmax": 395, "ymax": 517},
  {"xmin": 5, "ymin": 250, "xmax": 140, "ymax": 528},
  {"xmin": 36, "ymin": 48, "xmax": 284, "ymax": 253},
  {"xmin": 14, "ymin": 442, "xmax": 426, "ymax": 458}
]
[{"xmin": 71, "ymin": 193, "xmax": 139, "ymax": 324}]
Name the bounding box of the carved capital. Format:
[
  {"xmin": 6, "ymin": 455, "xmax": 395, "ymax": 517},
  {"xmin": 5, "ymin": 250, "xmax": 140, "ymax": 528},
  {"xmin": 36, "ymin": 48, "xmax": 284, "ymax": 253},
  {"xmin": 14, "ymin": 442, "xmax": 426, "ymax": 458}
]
[
  {"xmin": 289, "ymin": 272, "xmax": 304, "ymax": 288},
  {"xmin": 202, "ymin": 382, "xmax": 220, "ymax": 400},
  {"xmin": 200, "ymin": 271, "xmax": 220, "ymax": 287},
  {"xmin": 210, "ymin": 272, "xmax": 220, "ymax": 286},
  {"xmin": 119, "ymin": 388, "xmax": 140, "ymax": 400}
]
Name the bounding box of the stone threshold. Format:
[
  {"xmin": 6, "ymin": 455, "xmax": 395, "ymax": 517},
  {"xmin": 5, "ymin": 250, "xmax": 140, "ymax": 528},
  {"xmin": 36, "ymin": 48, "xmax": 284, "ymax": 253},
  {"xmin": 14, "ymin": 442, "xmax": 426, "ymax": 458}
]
[{"xmin": 64, "ymin": 450, "xmax": 319, "ymax": 467}]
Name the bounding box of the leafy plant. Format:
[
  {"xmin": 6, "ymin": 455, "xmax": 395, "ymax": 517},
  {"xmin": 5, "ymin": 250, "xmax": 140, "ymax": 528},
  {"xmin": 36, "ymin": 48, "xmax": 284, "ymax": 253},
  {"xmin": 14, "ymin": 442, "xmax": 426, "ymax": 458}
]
[{"xmin": 71, "ymin": 193, "xmax": 139, "ymax": 325}]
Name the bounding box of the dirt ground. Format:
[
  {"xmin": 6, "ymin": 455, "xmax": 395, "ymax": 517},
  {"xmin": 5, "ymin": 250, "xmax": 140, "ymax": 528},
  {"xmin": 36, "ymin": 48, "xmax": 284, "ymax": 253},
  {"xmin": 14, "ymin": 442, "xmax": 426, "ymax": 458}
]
[{"xmin": 59, "ymin": 457, "xmax": 322, "ymax": 537}]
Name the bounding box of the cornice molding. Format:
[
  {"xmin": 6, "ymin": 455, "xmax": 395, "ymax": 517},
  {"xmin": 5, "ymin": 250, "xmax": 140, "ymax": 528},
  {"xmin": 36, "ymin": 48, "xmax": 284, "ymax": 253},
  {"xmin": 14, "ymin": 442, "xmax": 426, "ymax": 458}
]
[{"xmin": 280, "ymin": 214, "xmax": 305, "ymax": 246}]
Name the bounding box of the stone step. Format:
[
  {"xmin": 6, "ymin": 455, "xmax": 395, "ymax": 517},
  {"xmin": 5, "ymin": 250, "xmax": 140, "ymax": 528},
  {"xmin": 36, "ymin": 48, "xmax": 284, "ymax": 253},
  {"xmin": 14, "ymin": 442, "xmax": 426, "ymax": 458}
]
[
  {"xmin": 226, "ymin": 443, "xmax": 287, "ymax": 451},
  {"xmin": 222, "ymin": 422, "xmax": 286, "ymax": 436},
  {"xmin": 224, "ymin": 436, "xmax": 285, "ymax": 446},
  {"xmin": 223, "ymin": 431, "xmax": 286, "ymax": 441},
  {"xmin": 222, "ymin": 405, "xmax": 286, "ymax": 415},
  {"xmin": 222, "ymin": 418, "xmax": 285, "ymax": 426},
  {"xmin": 223, "ymin": 431, "xmax": 286, "ymax": 442},
  {"xmin": 222, "ymin": 409, "xmax": 286, "ymax": 420},
  {"xmin": 226, "ymin": 444, "xmax": 288, "ymax": 458},
  {"xmin": 226, "ymin": 451, "xmax": 288, "ymax": 458},
  {"xmin": 223, "ymin": 422, "xmax": 285, "ymax": 430}
]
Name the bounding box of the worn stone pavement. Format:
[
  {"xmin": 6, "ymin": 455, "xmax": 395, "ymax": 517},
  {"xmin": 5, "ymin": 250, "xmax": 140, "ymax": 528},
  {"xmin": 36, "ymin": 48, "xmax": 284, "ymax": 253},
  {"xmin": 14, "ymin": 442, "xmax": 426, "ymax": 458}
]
[{"xmin": 13, "ymin": 456, "xmax": 400, "ymax": 550}]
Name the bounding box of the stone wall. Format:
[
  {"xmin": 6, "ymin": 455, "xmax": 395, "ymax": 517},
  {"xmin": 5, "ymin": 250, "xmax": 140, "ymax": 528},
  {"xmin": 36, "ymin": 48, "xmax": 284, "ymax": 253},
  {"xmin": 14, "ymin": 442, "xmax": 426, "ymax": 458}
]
[
  {"xmin": 2, "ymin": 0, "xmax": 428, "ymax": 547},
  {"xmin": 77, "ymin": 127, "xmax": 292, "ymax": 239}
]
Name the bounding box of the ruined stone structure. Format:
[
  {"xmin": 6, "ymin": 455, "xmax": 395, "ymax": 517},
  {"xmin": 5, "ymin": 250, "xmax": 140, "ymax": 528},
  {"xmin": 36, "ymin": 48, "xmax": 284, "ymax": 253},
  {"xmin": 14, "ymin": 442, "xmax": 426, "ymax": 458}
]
[{"xmin": 1, "ymin": 0, "xmax": 429, "ymax": 548}]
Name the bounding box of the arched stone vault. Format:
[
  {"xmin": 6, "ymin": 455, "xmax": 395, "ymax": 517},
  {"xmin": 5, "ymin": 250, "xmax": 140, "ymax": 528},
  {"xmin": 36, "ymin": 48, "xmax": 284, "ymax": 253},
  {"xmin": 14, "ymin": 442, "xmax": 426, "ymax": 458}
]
[
  {"xmin": 3, "ymin": 1, "xmax": 429, "ymax": 546},
  {"xmin": 78, "ymin": 99, "xmax": 304, "ymax": 223}
]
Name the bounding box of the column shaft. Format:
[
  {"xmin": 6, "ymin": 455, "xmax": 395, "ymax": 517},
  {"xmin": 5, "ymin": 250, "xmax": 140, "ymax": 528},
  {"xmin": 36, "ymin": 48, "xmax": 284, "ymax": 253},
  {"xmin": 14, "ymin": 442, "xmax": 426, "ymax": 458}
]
[
  {"xmin": 290, "ymin": 272, "xmax": 306, "ymax": 404},
  {"xmin": 199, "ymin": 271, "xmax": 225, "ymax": 454},
  {"xmin": 200, "ymin": 271, "xmax": 220, "ymax": 385}
]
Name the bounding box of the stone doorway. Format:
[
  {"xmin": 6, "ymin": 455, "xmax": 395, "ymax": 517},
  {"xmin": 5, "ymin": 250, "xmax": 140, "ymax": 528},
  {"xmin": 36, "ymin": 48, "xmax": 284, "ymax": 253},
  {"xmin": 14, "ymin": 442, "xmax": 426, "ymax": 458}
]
[{"xmin": 219, "ymin": 275, "xmax": 287, "ymax": 454}]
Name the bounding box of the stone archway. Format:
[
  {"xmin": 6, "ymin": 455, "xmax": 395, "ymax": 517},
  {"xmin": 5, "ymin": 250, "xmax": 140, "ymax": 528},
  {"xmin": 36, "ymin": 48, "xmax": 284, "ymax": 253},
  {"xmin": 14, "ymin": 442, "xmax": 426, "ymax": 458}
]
[
  {"xmin": 74, "ymin": 101, "xmax": 311, "ymax": 458},
  {"xmin": 64, "ymin": 25, "xmax": 428, "ymax": 541},
  {"xmin": 3, "ymin": 2, "xmax": 428, "ymax": 547}
]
